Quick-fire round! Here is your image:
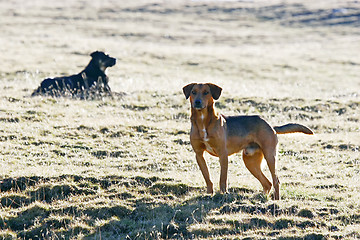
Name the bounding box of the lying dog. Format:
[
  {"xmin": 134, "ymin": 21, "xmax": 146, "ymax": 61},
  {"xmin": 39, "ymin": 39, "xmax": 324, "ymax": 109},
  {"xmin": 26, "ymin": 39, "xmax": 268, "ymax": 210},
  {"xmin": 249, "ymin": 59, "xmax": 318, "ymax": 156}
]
[
  {"xmin": 183, "ymin": 83, "xmax": 313, "ymax": 200},
  {"xmin": 32, "ymin": 51, "xmax": 116, "ymax": 97}
]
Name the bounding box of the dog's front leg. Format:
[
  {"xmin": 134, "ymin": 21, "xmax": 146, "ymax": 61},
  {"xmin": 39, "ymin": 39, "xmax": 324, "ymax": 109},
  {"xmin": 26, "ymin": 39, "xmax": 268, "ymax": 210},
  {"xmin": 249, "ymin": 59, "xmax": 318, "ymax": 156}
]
[
  {"xmin": 219, "ymin": 153, "xmax": 228, "ymax": 193},
  {"xmin": 102, "ymin": 77, "xmax": 113, "ymax": 98},
  {"xmin": 195, "ymin": 151, "xmax": 213, "ymax": 194},
  {"xmin": 104, "ymin": 84, "xmax": 113, "ymax": 98}
]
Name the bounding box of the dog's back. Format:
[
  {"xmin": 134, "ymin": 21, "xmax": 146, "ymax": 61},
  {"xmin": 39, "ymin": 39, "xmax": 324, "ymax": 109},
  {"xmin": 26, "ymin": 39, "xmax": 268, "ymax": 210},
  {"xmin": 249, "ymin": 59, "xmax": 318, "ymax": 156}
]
[{"xmin": 32, "ymin": 74, "xmax": 82, "ymax": 96}]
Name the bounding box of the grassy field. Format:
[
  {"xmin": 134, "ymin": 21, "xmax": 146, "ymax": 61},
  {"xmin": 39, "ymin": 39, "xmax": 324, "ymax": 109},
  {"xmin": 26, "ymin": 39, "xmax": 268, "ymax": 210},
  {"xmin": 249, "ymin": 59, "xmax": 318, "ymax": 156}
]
[{"xmin": 0, "ymin": 0, "xmax": 360, "ymax": 239}]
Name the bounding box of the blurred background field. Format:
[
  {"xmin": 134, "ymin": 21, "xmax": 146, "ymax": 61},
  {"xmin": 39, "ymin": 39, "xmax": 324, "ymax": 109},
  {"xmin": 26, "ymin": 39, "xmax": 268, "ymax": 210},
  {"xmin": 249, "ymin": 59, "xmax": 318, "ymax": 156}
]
[
  {"xmin": 0, "ymin": 0, "xmax": 359, "ymax": 239},
  {"xmin": 1, "ymin": 0, "xmax": 360, "ymax": 98}
]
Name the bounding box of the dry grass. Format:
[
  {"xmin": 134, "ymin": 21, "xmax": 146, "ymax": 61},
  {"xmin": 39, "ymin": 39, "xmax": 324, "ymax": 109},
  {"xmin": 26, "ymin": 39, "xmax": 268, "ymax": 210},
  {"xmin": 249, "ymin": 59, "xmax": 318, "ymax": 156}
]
[{"xmin": 0, "ymin": 0, "xmax": 359, "ymax": 239}]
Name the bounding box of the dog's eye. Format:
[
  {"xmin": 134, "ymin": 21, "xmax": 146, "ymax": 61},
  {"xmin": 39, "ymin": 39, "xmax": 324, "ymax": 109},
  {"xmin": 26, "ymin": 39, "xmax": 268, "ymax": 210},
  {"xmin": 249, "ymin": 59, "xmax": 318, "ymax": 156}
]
[
  {"xmin": 191, "ymin": 90, "xmax": 197, "ymax": 95},
  {"xmin": 203, "ymin": 91, "xmax": 209, "ymax": 95}
]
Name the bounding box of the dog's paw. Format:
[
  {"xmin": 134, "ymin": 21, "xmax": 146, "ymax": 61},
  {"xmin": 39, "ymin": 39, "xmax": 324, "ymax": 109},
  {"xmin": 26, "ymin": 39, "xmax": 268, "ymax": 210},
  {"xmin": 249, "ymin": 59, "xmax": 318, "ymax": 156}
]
[
  {"xmin": 207, "ymin": 184, "xmax": 214, "ymax": 194},
  {"xmin": 220, "ymin": 184, "xmax": 227, "ymax": 194}
]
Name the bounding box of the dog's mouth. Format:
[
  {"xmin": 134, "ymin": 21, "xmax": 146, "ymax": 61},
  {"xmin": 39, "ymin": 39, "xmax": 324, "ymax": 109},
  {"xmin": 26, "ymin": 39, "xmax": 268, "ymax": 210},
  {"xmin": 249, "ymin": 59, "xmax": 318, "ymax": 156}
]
[
  {"xmin": 98, "ymin": 59, "xmax": 116, "ymax": 72},
  {"xmin": 106, "ymin": 58, "xmax": 116, "ymax": 67},
  {"xmin": 193, "ymin": 103, "xmax": 205, "ymax": 110},
  {"xmin": 101, "ymin": 58, "xmax": 116, "ymax": 68}
]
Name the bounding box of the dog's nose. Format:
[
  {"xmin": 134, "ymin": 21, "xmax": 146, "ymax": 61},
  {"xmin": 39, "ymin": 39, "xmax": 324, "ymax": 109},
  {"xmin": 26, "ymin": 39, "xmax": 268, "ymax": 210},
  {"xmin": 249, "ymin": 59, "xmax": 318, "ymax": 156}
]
[{"xmin": 194, "ymin": 99, "xmax": 202, "ymax": 108}]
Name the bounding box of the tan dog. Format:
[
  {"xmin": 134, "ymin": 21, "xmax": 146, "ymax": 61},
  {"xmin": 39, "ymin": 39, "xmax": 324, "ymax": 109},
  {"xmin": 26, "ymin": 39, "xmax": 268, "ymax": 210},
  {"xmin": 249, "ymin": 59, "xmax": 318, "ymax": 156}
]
[{"xmin": 183, "ymin": 83, "xmax": 313, "ymax": 200}]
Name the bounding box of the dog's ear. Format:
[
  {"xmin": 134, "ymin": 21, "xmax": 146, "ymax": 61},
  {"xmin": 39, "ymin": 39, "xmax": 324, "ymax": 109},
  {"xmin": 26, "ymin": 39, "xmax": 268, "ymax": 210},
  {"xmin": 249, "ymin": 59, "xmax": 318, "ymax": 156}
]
[
  {"xmin": 207, "ymin": 83, "xmax": 222, "ymax": 100},
  {"xmin": 183, "ymin": 83, "xmax": 196, "ymax": 99},
  {"xmin": 90, "ymin": 51, "xmax": 101, "ymax": 58}
]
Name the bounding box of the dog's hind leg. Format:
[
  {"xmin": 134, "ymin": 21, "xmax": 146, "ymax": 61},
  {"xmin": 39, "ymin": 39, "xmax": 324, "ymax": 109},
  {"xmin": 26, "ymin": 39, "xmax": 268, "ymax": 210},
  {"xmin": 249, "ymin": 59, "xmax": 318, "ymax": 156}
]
[
  {"xmin": 259, "ymin": 133, "xmax": 280, "ymax": 200},
  {"xmin": 262, "ymin": 148, "xmax": 280, "ymax": 200},
  {"xmin": 242, "ymin": 146, "xmax": 272, "ymax": 195}
]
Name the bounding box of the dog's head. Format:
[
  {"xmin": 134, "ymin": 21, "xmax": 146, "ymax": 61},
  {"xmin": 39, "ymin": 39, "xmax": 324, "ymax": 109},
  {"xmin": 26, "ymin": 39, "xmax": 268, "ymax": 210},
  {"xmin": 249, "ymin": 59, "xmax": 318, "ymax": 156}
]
[
  {"xmin": 90, "ymin": 51, "xmax": 116, "ymax": 72},
  {"xmin": 183, "ymin": 83, "xmax": 222, "ymax": 110}
]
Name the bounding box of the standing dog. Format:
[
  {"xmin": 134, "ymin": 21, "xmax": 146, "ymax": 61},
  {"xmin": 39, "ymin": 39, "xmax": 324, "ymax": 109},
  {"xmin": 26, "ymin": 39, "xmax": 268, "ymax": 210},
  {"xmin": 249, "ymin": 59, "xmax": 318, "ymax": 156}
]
[
  {"xmin": 183, "ymin": 83, "xmax": 313, "ymax": 200},
  {"xmin": 32, "ymin": 51, "xmax": 116, "ymax": 97}
]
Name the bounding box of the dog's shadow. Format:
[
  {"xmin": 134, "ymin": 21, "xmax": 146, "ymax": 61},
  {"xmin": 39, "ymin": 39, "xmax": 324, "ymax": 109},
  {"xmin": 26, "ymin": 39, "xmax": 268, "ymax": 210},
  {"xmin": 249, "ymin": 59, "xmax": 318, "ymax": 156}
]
[
  {"xmin": 1, "ymin": 175, "xmax": 324, "ymax": 239},
  {"xmin": 0, "ymin": 175, "xmax": 267, "ymax": 239}
]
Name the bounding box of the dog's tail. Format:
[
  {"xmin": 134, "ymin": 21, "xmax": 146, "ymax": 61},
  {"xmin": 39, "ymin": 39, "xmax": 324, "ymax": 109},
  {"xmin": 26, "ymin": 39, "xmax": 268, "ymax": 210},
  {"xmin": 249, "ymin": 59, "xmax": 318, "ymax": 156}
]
[
  {"xmin": 273, "ymin": 123, "xmax": 313, "ymax": 135},
  {"xmin": 31, "ymin": 87, "xmax": 42, "ymax": 97}
]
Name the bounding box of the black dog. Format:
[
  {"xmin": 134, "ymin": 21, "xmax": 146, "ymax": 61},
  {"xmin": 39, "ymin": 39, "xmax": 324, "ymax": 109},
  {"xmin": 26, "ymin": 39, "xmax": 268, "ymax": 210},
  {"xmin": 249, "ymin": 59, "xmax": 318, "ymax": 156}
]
[{"xmin": 32, "ymin": 51, "xmax": 116, "ymax": 98}]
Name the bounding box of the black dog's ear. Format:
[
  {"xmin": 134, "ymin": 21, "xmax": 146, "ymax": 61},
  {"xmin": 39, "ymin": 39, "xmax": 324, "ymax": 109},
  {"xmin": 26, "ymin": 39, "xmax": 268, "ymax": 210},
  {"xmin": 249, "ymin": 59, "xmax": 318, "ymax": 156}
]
[
  {"xmin": 207, "ymin": 83, "xmax": 222, "ymax": 100},
  {"xmin": 90, "ymin": 51, "xmax": 101, "ymax": 58},
  {"xmin": 183, "ymin": 83, "xmax": 196, "ymax": 99}
]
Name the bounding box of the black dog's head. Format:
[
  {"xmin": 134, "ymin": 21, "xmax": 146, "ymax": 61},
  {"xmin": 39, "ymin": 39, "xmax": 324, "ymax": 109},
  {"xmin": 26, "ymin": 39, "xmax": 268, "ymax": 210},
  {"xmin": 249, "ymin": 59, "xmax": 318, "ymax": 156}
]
[{"xmin": 90, "ymin": 51, "xmax": 116, "ymax": 72}]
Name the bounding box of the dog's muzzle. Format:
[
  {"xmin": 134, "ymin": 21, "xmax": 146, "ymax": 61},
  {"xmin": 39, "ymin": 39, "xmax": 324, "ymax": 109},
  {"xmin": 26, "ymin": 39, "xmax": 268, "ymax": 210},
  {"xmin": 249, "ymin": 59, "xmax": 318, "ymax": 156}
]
[
  {"xmin": 109, "ymin": 58, "xmax": 116, "ymax": 67},
  {"xmin": 105, "ymin": 58, "xmax": 116, "ymax": 67},
  {"xmin": 193, "ymin": 99, "xmax": 204, "ymax": 110}
]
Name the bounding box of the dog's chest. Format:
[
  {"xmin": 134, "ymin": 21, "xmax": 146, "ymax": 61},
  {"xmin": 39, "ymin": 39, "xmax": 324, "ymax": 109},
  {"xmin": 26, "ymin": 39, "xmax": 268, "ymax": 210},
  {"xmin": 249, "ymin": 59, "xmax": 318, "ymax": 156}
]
[
  {"xmin": 201, "ymin": 128, "xmax": 217, "ymax": 155},
  {"xmin": 204, "ymin": 140, "xmax": 216, "ymax": 155},
  {"xmin": 193, "ymin": 113, "xmax": 217, "ymax": 155}
]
